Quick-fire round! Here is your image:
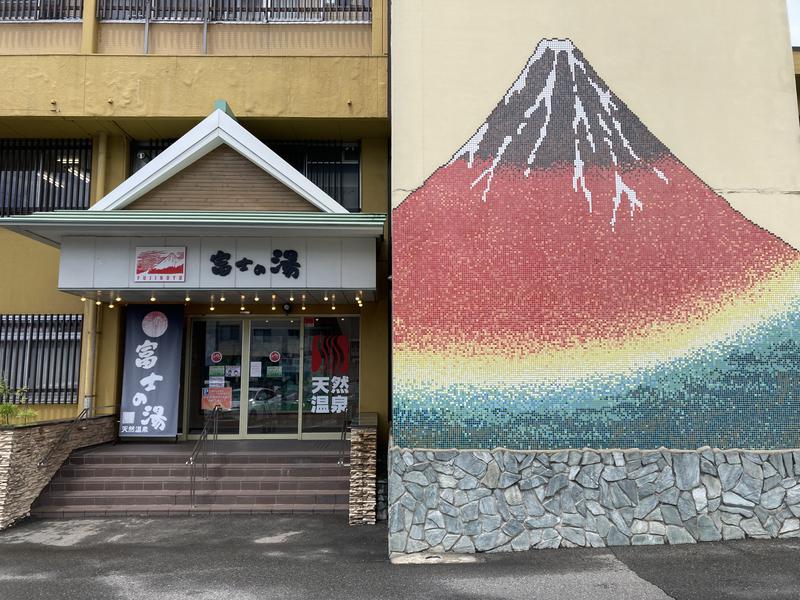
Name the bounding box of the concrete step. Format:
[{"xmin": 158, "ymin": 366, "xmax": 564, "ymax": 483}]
[
  {"xmin": 47, "ymin": 475, "xmax": 350, "ymax": 493},
  {"xmin": 55, "ymin": 463, "xmax": 348, "ymax": 480},
  {"xmin": 36, "ymin": 489, "xmax": 349, "ymax": 507},
  {"xmin": 66, "ymin": 451, "xmax": 345, "ymax": 466},
  {"xmin": 31, "ymin": 503, "xmax": 348, "ymax": 518}
]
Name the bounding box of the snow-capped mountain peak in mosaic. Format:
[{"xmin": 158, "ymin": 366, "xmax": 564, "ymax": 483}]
[
  {"xmin": 392, "ymin": 37, "xmax": 800, "ymax": 449},
  {"xmin": 452, "ymin": 38, "xmax": 670, "ymax": 226}
]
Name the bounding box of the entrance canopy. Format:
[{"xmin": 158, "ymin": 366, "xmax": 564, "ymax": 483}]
[{"xmin": 2, "ymin": 210, "xmax": 384, "ymax": 303}]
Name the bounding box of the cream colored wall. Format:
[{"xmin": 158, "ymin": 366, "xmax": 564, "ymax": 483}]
[
  {"xmin": 391, "ymin": 0, "xmax": 800, "ymax": 247},
  {"xmin": 0, "ymin": 55, "xmax": 387, "ymax": 120},
  {"xmin": 0, "ymin": 24, "xmax": 81, "ymax": 54}
]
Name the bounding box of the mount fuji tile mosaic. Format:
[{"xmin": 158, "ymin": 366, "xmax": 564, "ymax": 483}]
[{"xmin": 391, "ymin": 38, "xmax": 800, "ymax": 450}]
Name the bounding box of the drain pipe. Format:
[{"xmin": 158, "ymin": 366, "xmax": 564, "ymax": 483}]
[
  {"xmin": 82, "ymin": 302, "xmax": 98, "ymax": 418},
  {"xmin": 81, "ymin": 132, "xmax": 108, "ymax": 418}
]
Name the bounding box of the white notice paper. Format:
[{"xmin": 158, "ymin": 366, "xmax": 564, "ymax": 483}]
[{"xmin": 250, "ymin": 361, "xmax": 262, "ymax": 378}]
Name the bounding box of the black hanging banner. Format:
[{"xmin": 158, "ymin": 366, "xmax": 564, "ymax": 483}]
[{"xmin": 119, "ymin": 305, "xmax": 184, "ymax": 438}]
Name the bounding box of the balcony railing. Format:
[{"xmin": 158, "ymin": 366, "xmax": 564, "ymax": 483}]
[
  {"xmin": 97, "ymin": 0, "xmax": 371, "ymax": 23},
  {"xmin": 0, "ymin": 0, "xmax": 83, "ymax": 20}
]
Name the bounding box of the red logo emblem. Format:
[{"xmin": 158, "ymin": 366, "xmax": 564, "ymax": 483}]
[
  {"xmin": 135, "ymin": 247, "xmax": 186, "ymax": 282},
  {"xmin": 210, "ymin": 351, "xmax": 223, "ymax": 364},
  {"xmin": 269, "ymin": 351, "xmax": 281, "ymax": 363}
]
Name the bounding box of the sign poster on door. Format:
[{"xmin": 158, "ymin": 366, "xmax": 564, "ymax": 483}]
[
  {"xmin": 309, "ymin": 334, "xmax": 350, "ymax": 414},
  {"xmin": 202, "ymin": 387, "xmax": 232, "ymax": 410},
  {"xmin": 119, "ymin": 305, "xmax": 184, "ymax": 437}
]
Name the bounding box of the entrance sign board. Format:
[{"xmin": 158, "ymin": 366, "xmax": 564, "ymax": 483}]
[
  {"xmin": 59, "ymin": 236, "xmax": 375, "ymax": 291},
  {"xmin": 134, "ymin": 247, "xmax": 186, "ymax": 282},
  {"xmin": 119, "ymin": 305, "xmax": 184, "ymax": 437}
]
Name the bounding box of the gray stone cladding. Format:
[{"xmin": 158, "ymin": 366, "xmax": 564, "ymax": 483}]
[{"xmin": 388, "ymin": 446, "xmax": 800, "ymax": 553}]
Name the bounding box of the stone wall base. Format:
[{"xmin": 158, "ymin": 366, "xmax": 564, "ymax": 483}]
[
  {"xmin": 0, "ymin": 416, "xmax": 117, "ymax": 530},
  {"xmin": 349, "ymin": 426, "xmax": 377, "ymax": 525},
  {"xmin": 388, "ymin": 446, "xmax": 800, "ymax": 553}
]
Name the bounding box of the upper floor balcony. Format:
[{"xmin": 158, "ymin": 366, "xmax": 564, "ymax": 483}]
[
  {"xmin": 0, "ymin": 0, "xmax": 384, "ymax": 56},
  {"xmin": 0, "ymin": 0, "xmax": 370, "ymax": 23}
]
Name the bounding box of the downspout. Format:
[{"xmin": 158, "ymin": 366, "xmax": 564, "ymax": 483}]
[
  {"xmin": 82, "ymin": 132, "xmax": 108, "ymax": 417},
  {"xmin": 82, "ymin": 303, "xmax": 98, "ymax": 417}
]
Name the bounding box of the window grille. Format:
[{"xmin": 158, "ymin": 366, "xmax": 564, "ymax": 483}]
[
  {"xmin": 97, "ymin": 0, "xmax": 371, "ymax": 22},
  {"xmin": 0, "ymin": 139, "xmax": 92, "ymax": 216},
  {"xmin": 0, "ymin": 315, "xmax": 83, "ymax": 405},
  {"xmin": 0, "ymin": 0, "xmax": 83, "ymax": 21}
]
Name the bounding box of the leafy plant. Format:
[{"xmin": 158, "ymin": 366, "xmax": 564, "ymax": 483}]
[
  {"xmin": 0, "ymin": 377, "xmax": 30, "ymax": 425},
  {"xmin": 0, "ymin": 402, "xmax": 19, "ymax": 425},
  {"xmin": 16, "ymin": 406, "xmax": 38, "ymax": 424}
]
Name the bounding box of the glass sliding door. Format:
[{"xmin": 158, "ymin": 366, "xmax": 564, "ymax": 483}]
[
  {"xmin": 247, "ymin": 320, "xmax": 301, "ymax": 434},
  {"xmin": 188, "ymin": 319, "xmax": 242, "ymax": 434},
  {"xmin": 186, "ymin": 315, "xmax": 358, "ymax": 438},
  {"xmin": 301, "ymin": 317, "xmax": 360, "ymax": 433}
]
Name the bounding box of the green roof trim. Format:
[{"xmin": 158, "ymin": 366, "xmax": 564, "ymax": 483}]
[{"xmin": 0, "ymin": 211, "xmax": 386, "ymax": 228}]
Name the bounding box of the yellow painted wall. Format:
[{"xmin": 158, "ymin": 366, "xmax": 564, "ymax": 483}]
[
  {"xmin": 392, "ymin": 0, "xmax": 800, "ymax": 248},
  {"xmin": 0, "ymin": 55, "xmax": 387, "ymax": 120},
  {"xmin": 361, "ymin": 137, "xmax": 389, "ymax": 213},
  {"xmin": 0, "ymin": 24, "xmax": 81, "ymax": 54}
]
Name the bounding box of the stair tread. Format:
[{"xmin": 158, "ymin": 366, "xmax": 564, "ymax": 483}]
[
  {"xmin": 52, "ymin": 475, "xmax": 350, "ymax": 482},
  {"xmin": 63, "ymin": 462, "xmax": 347, "ymax": 468},
  {"xmin": 41, "ymin": 488, "xmax": 348, "ymax": 497},
  {"xmin": 32, "ymin": 503, "xmax": 349, "ymax": 514}
]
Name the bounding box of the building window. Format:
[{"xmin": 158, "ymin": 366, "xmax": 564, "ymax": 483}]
[
  {"xmin": 131, "ymin": 139, "xmax": 361, "ymax": 212},
  {"xmin": 97, "ymin": 0, "xmax": 371, "ymax": 23},
  {"xmin": 0, "ymin": 315, "xmax": 83, "ymax": 404},
  {"xmin": 0, "ymin": 0, "xmax": 82, "ymax": 21},
  {"xmin": 272, "ymin": 142, "xmax": 361, "ymax": 212},
  {"xmin": 0, "ymin": 140, "xmax": 92, "ymax": 217}
]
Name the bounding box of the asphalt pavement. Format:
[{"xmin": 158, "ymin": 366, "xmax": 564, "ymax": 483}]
[{"xmin": 0, "ymin": 515, "xmax": 798, "ymax": 600}]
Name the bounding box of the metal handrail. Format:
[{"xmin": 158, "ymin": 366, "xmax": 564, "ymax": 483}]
[
  {"xmin": 37, "ymin": 404, "xmax": 117, "ymax": 468},
  {"xmin": 185, "ymin": 405, "xmax": 220, "ymax": 508},
  {"xmin": 337, "ymin": 402, "xmax": 353, "ymax": 467}
]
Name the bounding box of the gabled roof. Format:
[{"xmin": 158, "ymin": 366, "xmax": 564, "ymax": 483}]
[{"xmin": 90, "ymin": 108, "xmax": 348, "ymax": 214}]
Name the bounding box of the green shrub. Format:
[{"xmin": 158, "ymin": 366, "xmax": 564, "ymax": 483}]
[
  {"xmin": 0, "ymin": 377, "xmax": 30, "ymax": 425},
  {"xmin": 0, "ymin": 402, "xmax": 19, "ymax": 425}
]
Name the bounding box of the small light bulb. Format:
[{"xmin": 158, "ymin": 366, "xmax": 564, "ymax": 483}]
[
  {"xmin": 185, "ymin": 295, "xmax": 191, "ymax": 302},
  {"xmin": 254, "ymin": 295, "xmax": 260, "ymax": 302},
  {"xmin": 210, "ymin": 305, "xmax": 215, "ymax": 311},
  {"xmin": 150, "ymin": 295, "xmax": 156, "ymax": 302},
  {"xmin": 271, "ymin": 294, "xmax": 276, "ymax": 300},
  {"xmin": 95, "ymin": 300, "xmax": 102, "ymax": 306},
  {"xmin": 301, "ymin": 305, "xmax": 307, "ymax": 311},
  {"xmin": 115, "ymin": 296, "xmax": 122, "ymax": 302},
  {"xmin": 240, "ymin": 305, "xmax": 245, "ymax": 311},
  {"xmin": 80, "ymin": 296, "xmax": 87, "ymax": 302},
  {"xmin": 220, "ymin": 294, "xmax": 226, "ymax": 302},
  {"xmin": 323, "ymin": 293, "xmax": 329, "ymax": 301},
  {"xmin": 331, "ymin": 305, "xmax": 336, "ymax": 311},
  {"xmin": 271, "ymin": 305, "xmax": 276, "ymax": 311},
  {"xmin": 108, "ymin": 303, "xmax": 115, "ymax": 309}
]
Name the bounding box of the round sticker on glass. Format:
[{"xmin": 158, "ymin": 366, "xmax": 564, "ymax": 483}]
[
  {"xmin": 210, "ymin": 351, "xmax": 223, "ymax": 364},
  {"xmin": 141, "ymin": 311, "xmax": 168, "ymax": 338},
  {"xmin": 269, "ymin": 351, "xmax": 281, "ymax": 363}
]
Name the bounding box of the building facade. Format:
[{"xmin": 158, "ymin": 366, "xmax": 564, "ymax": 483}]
[
  {"xmin": 388, "ymin": 0, "xmax": 800, "ymax": 552},
  {"xmin": 0, "ymin": 3, "xmax": 390, "ymax": 442}
]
